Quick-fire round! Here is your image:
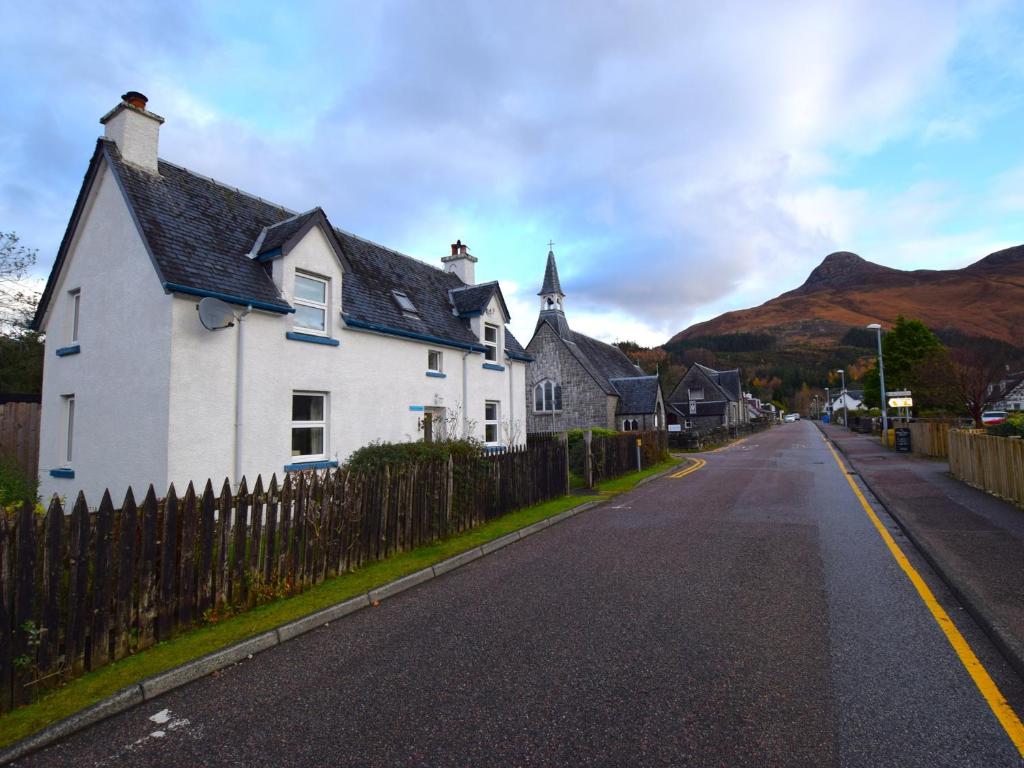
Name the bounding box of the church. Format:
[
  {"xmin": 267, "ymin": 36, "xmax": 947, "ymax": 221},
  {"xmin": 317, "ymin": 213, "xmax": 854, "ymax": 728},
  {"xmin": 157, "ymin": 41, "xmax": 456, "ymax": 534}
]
[{"xmin": 525, "ymin": 249, "xmax": 665, "ymax": 434}]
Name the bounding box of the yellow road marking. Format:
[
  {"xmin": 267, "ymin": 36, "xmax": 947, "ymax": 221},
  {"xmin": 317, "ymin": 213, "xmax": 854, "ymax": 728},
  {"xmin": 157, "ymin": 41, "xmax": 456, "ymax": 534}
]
[
  {"xmin": 822, "ymin": 436, "xmax": 1024, "ymax": 756},
  {"xmin": 711, "ymin": 437, "xmax": 747, "ymax": 453},
  {"xmin": 669, "ymin": 457, "xmax": 706, "ymax": 479}
]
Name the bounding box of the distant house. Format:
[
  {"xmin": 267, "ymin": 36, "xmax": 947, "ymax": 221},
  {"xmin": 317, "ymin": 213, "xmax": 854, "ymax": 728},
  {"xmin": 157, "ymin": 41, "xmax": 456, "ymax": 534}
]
[
  {"xmin": 525, "ymin": 249, "xmax": 665, "ymax": 433},
  {"xmin": 666, "ymin": 363, "xmax": 749, "ymax": 430},
  {"xmin": 830, "ymin": 391, "xmax": 864, "ymax": 418},
  {"xmin": 990, "ymin": 370, "xmax": 1024, "ymax": 412},
  {"xmin": 32, "ymin": 92, "xmax": 530, "ymax": 503}
]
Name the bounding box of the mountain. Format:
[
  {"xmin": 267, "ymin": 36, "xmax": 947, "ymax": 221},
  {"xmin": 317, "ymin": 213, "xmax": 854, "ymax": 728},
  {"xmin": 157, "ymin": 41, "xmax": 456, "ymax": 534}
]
[{"xmin": 667, "ymin": 246, "xmax": 1024, "ymax": 350}]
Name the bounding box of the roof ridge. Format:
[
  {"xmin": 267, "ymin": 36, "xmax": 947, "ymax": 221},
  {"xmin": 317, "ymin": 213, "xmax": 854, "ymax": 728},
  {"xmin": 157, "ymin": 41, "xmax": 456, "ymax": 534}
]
[{"xmin": 450, "ymin": 280, "xmax": 499, "ymax": 292}]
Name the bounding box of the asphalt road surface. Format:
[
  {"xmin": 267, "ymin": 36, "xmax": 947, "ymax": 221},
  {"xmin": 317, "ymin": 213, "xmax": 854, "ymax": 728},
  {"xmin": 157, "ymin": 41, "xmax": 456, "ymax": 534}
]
[{"xmin": 16, "ymin": 421, "xmax": 1024, "ymax": 767}]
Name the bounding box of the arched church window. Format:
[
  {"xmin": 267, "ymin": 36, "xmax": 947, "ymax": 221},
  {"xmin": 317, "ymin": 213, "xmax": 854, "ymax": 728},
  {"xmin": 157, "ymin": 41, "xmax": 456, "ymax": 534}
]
[{"xmin": 533, "ymin": 380, "xmax": 563, "ymax": 412}]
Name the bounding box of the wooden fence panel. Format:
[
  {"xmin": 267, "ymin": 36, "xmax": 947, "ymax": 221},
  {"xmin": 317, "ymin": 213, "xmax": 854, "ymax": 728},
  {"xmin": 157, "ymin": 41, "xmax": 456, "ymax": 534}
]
[
  {"xmin": 89, "ymin": 492, "xmax": 114, "ymax": 670},
  {"xmin": 949, "ymin": 429, "xmax": 1024, "ymax": 507},
  {"xmin": 0, "ymin": 402, "xmax": 40, "ymax": 482},
  {"xmin": 113, "ymin": 489, "xmax": 138, "ymax": 661}
]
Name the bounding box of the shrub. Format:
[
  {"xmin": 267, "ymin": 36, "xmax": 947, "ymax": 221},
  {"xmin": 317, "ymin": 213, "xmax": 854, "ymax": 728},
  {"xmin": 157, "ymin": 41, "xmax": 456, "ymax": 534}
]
[
  {"xmin": 0, "ymin": 454, "xmax": 38, "ymax": 519},
  {"xmin": 345, "ymin": 439, "xmax": 483, "ymax": 471},
  {"xmin": 987, "ymin": 413, "xmax": 1024, "ymax": 438}
]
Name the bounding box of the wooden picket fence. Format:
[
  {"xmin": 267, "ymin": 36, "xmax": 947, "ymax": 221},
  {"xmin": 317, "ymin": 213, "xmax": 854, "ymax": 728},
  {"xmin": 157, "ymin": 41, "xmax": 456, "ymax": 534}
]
[
  {"xmin": 0, "ymin": 439, "xmax": 568, "ymax": 712},
  {"xmin": 948, "ymin": 430, "xmax": 1024, "ymax": 507},
  {"xmin": 907, "ymin": 419, "xmax": 972, "ymax": 459},
  {"xmin": 0, "ymin": 402, "xmax": 40, "ymax": 481}
]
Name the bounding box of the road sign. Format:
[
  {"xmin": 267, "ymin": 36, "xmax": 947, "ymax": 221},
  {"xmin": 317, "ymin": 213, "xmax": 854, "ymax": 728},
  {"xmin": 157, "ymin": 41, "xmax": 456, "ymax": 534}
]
[
  {"xmin": 887, "ymin": 390, "xmax": 912, "ymax": 397},
  {"xmin": 888, "ymin": 397, "xmax": 914, "ymax": 408}
]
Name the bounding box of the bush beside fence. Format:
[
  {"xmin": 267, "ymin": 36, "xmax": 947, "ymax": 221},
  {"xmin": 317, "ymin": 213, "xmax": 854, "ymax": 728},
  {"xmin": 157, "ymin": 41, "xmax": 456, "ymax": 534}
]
[
  {"xmin": 948, "ymin": 429, "xmax": 1024, "ymax": 507},
  {"xmin": 0, "ymin": 439, "xmax": 568, "ymax": 712},
  {"xmin": 667, "ymin": 421, "xmax": 772, "ymax": 451}
]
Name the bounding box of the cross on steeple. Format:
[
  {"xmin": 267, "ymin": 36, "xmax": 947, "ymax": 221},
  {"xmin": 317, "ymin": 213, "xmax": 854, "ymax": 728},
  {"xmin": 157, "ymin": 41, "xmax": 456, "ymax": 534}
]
[{"xmin": 547, "ymin": 240, "xmax": 555, "ymax": 252}]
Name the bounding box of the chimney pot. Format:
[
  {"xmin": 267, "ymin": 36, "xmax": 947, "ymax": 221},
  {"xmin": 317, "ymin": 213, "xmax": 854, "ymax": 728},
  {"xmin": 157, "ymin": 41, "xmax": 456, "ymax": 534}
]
[
  {"xmin": 122, "ymin": 91, "xmax": 148, "ymax": 110},
  {"xmin": 451, "ymin": 242, "xmax": 459, "ymax": 256}
]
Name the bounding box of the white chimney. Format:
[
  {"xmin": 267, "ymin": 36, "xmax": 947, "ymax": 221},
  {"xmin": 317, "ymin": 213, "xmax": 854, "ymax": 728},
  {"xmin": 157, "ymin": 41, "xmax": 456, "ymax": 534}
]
[
  {"xmin": 99, "ymin": 91, "xmax": 163, "ymax": 174},
  {"xmin": 441, "ymin": 239, "xmax": 478, "ymax": 285}
]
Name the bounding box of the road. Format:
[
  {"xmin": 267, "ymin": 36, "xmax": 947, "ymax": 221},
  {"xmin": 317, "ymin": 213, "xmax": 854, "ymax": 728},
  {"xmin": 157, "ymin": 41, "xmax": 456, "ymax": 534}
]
[{"xmin": 17, "ymin": 421, "xmax": 1024, "ymax": 767}]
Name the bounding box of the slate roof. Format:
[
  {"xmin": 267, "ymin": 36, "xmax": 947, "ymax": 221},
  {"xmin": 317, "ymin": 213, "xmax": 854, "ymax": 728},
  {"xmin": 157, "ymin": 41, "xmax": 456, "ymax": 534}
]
[
  {"xmin": 34, "ymin": 139, "xmax": 528, "ymax": 359},
  {"xmin": 610, "ymin": 376, "xmax": 661, "ymax": 415},
  {"xmin": 538, "ymin": 249, "xmax": 563, "ymax": 296},
  {"xmin": 693, "ymin": 364, "xmax": 742, "ymax": 401},
  {"xmin": 448, "ymin": 281, "xmax": 511, "ymax": 321}
]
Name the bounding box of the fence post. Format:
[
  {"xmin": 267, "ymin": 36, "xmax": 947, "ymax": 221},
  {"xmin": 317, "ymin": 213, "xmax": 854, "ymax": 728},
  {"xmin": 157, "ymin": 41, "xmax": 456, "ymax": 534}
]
[{"xmin": 584, "ymin": 429, "xmax": 593, "ymax": 489}]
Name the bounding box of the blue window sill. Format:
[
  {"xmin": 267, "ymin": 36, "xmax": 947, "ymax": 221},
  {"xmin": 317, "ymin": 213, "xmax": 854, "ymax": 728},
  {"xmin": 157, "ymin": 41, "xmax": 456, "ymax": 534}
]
[
  {"xmin": 284, "ymin": 459, "xmax": 339, "ymax": 472},
  {"xmin": 425, "ymin": 371, "xmax": 446, "ymax": 378},
  {"xmin": 286, "ymin": 331, "xmax": 340, "ymax": 347},
  {"xmin": 482, "ymin": 363, "xmax": 505, "ymax": 372},
  {"xmin": 56, "ymin": 344, "xmax": 81, "ymax": 357},
  {"xmin": 409, "ymin": 405, "xmax": 425, "ymax": 412},
  {"xmin": 49, "ymin": 468, "xmax": 75, "ymax": 478}
]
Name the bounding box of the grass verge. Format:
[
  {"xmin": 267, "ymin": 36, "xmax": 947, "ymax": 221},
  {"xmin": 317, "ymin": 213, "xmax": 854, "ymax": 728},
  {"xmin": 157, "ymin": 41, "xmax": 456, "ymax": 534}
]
[{"xmin": 0, "ymin": 458, "xmax": 679, "ymax": 748}]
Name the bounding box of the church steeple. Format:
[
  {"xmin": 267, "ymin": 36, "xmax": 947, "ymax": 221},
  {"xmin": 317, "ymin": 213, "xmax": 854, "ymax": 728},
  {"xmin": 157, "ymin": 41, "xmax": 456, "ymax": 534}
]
[{"xmin": 538, "ymin": 244, "xmax": 565, "ymax": 314}]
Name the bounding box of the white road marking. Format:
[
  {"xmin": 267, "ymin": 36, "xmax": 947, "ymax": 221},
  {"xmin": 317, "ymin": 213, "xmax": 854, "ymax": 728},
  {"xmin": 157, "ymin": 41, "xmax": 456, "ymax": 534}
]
[{"xmin": 149, "ymin": 708, "xmax": 171, "ymax": 724}]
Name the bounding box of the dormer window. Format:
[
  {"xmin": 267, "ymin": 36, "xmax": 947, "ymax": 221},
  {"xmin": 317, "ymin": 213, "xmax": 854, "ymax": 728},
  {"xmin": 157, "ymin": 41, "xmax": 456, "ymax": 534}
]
[
  {"xmin": 294, "ymin": 272, "xmax": 328, "ymax": 335},
  {"xmin": 484, "ymin": 323, "xmax": 499, "ymax": 361},
  {"xmin": 688, "ymin": 387, "xmax": 704, "ymax": 401},
  {"xmin": 392, "ymin": 290, "xmax": 418, "ymax": 316}
]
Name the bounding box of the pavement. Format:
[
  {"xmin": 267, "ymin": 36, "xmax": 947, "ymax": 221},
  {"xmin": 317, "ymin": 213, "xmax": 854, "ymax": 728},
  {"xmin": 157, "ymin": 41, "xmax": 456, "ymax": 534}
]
[
  {"xmin": 11, "ymin": 421, "xmax": 1024, "ymax": 767},
  {"xmin": 819, "ymin": 422, "xmax": 1024, "ymax": 681}
]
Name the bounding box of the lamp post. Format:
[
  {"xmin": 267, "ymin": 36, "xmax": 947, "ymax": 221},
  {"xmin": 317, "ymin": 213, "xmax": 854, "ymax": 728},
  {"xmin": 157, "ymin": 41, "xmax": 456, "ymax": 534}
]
[
  {"xmin": 825, "ymin": 387, "xmax": 831, "ymax": 422},
  {"xmin": 835, "ymin": 369, "xmax": 847, "ymax": 426},
  {"xmin": 867, "ymin": 322, "xmax": 888, "ymax": 446}
]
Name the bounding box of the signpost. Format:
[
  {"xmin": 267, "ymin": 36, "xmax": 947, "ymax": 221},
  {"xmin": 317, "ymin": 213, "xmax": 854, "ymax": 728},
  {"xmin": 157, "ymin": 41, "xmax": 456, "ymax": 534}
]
[
  {"xmin": 886, "ymin": 390, "xmax": 913, "ymax": 450},
  {"xmin": 635, "ymin": 437, "xmax": 643, "ymax": 472},
  {"xmin": 895, "ymin": 427, "xmax": 912, "ymax": 452}
]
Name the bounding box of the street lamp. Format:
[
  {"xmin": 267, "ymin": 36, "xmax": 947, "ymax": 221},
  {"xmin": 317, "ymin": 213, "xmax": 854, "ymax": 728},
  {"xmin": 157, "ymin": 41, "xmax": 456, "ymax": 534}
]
[
  {"xmin": 867, "ymin": 322, "xmax": 888, "ymax": 446},
  {"xmin": 835, "ymin": 369, "xmax": 847, "ymax": 426},
  {"xmin": 825, "ymin": 386, "xmax": 831, "ymax": 422}
]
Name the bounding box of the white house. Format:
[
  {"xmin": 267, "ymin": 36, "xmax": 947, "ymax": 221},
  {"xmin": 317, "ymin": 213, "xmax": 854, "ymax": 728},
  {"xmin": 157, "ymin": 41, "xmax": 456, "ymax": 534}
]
[
  {"xmin": 830, "ymin": 391, "xmax": 863, "ymax": 415},
  {"xmin": 990, "ymin": 370, "xmax": 1024, "ymax": 412},
  {"xmin": 33, "ymin": 92, "xmax": 530, "ymax": 503}
]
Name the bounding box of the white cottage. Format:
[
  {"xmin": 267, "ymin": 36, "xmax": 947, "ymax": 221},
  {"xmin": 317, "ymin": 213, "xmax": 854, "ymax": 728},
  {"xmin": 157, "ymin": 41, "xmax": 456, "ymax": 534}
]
[{"xmin": 33, "ymin": 92, "xmax": 530, "ymax": 503}]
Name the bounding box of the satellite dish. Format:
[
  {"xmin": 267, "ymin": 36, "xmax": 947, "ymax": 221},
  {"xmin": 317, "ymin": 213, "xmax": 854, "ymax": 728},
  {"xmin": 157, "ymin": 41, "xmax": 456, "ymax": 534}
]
[{"xmin": 197, "ymin": 297, "xmax": 237, "ymax": 331}]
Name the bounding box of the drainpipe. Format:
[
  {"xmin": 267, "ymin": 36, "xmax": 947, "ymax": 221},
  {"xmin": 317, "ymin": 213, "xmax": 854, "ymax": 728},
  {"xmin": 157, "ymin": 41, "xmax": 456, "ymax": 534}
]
[
  {"xmin": 507, "ymin": 356, "xmax": 514, "ymax": 446},
  {"xmin": 234, "ymin": 306, "xmax": 253, "ymax": 487},
  {"xmin": 462, "ymin": 350, "xmax": 471, "ymax": 438}
]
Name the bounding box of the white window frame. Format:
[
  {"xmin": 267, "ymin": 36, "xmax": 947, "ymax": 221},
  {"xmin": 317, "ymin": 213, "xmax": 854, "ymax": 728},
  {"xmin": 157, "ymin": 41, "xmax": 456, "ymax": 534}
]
[
  {"xmin": 484, "ymin": 323, "xmax": 499, "ymax": 362},
  {"xmin": 291, "ymin": 391, "xmax": 328, "ymax": 461},
  {"xmin": 293, "ymin": 272, "xmax": 329, "ymax": 336},
  {"xmin": 428, "ymin": 349, "xmax": 443, "ymax": 373},
  {"xmin": 484, "ymin": 400, "xmax": 500, "ymax": 445},
  {"xmin": 69, "ymin": 288, "xmax": 80, "ymax": 344},
  {"xmin": 684, "ymin": 419, "xmax": 693, "ymax": 429},
  {"xmin": 63, "ymin": 394, "xmax": 75, "ymax": 465}
]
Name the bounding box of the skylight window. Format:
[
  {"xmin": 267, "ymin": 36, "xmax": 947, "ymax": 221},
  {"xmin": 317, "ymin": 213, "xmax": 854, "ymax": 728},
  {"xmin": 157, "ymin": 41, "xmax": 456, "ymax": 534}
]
[{"xmin": 392, "ymin": 290, "xmax": 418, "ymax": 315}]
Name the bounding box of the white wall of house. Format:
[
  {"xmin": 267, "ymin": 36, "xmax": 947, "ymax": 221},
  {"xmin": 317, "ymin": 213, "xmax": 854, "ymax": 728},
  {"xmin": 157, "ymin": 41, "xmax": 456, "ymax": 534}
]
[
  {"xmin": 165, "ymin": 226, "xmax": 526, "ymax": 492},
  {"xmin": 38, "ymin": 163, "xmax": 173, "ymax": 503}
]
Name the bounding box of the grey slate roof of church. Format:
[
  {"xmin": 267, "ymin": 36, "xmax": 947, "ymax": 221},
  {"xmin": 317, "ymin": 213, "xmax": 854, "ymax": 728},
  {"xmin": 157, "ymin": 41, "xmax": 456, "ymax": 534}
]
[
  {"xmin": 610, "ymin": 376, "xmax": 660, "ymax": 415},
  {"xmin": 693, "ymin": 363, "xmax": 742, "ymax": 401},
  {"xmin": 535, "ymin": 314, "xmax": 646, "ymax": 397},
  {"xmin": 35, "ymin": 139, "xmax": 527, "ymax": 358},
  {"xmin": 538, "ymin": 249, "xmax": 563, "ymax": 296}
]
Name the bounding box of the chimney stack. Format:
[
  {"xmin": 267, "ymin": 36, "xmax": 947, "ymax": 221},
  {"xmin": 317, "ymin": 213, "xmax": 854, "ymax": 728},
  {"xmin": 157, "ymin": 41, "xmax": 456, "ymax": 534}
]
[
  {"xmin": 441, "ymin": 239, "xmax": 478, "ymax": 284},
  {"xmin": 99, "ymin": 91, "xmax": 164, "ymax": 174}
]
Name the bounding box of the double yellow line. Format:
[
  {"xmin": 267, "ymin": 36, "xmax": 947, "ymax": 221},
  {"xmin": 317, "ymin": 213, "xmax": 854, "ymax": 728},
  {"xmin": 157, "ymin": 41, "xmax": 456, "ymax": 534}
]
[
  {"xmin": 670, "ymin": 457, "xmax": 706, "ymax": 479},
  {"xmin": 711, "ymin": 437, "xmax": 747, "ymax": 453},
  {"xmin": 822, "ymin": 436, "xmax": 1024, "ymax": 756}
]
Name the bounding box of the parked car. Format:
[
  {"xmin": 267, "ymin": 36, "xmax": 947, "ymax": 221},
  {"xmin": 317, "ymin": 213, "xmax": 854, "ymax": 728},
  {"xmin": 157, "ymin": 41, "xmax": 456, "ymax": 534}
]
[
  {"xmin": 784, "ymin": 413, "xmax": 800, "ymax": 423},
  {"xmin": 982, "ymin": 410, "xmax": 1009, "ymax": 425}
]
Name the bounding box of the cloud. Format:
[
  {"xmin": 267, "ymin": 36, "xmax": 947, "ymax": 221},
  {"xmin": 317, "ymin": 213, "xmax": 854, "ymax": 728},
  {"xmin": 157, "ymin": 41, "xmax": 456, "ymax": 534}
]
[{"xmin": 2, "ymin": 0, "xmax": 1021, "ymax": 348}]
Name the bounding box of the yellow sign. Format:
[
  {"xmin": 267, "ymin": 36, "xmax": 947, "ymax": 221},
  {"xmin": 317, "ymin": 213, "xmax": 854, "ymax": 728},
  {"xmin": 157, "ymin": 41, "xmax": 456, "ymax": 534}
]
[
  {"xmin": 888, "ymin": 397, "xmax": 913, "ymax": 408},
  {"xmin": 636, "ymin": 438, "xmax": 642, "ymax": 447}
]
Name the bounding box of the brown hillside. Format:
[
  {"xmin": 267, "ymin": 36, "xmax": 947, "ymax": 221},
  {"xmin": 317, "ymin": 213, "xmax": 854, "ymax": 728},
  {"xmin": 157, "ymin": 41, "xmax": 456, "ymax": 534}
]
[{"xmin": 668, "ymin": 246, "xmax": 1024, "ymax": 348}]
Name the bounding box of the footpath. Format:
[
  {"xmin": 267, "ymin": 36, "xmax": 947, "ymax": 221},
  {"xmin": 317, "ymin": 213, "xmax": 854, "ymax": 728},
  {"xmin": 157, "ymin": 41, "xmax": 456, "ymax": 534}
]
[{"xmin": 818, "ymin": 423, "xmax": 1024, "ymax": 679}]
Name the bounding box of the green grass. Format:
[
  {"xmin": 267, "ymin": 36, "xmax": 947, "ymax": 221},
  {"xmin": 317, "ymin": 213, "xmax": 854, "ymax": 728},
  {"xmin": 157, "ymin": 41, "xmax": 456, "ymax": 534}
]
[{"xmin": 0, "ymin": 458, "xmax": 680, "ymax": 748}]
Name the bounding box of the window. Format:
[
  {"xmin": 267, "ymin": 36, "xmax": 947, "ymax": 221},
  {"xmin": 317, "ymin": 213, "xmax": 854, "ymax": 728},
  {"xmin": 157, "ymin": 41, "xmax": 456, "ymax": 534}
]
[
  {"xmin": 684, "ymin": 419, "xmax": 693, "ymax": 429},
  {"xmin": 484, "ymin": 324, "xmax": 499, "ymax": 361},
  {"xmin": 484, "ymin": 400, "xmax": 499, "ymax": 444},
  {"xmin": 294, "ymin": 273, "xmax": 328, "ymax": 335},
  {"xmin": 291, "ymin": 392, "xmax": 326, "ymax": 460},
  {"xmin": 428, "ymin": 349, "xmax": 443, "ymax": 373},
  {"xmin": 69, "ymin": 289, "xmax": 80, "ymax": 343},
  {"xmin": 63, "ymin": 395, "xmax": 75, "ymax": 464},
  {"xmin": 392, "ymin": 290, "xmax": 418, "ymax": 315},
  {"xmin": 688, "ymin": 387, "xmax": 704, "ymax": 400},
  {"xmin": 622, "ymin": 419, "xmax": 631, "ymax": 431},
  {"xmin": 533, "ymin": 380, "xmax": 562, "ymax": 412}
]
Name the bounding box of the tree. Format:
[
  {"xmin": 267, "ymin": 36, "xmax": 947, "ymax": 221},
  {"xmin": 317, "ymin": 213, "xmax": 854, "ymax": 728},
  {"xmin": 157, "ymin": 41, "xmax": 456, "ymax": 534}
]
[
  {"xmin": 950, "ymin": 347, "xmax": 1010, "ymax": 426},
  {"xmin": 0, "ymin": 233, "xmax": 43, "ymax": 394},
  {"xmin": 860, "ymin": 316, "xmax": 956, "ymax": 412},
  {"xmin": 0, "ymin": 232, "xmax": 39, "ymax": 335}
]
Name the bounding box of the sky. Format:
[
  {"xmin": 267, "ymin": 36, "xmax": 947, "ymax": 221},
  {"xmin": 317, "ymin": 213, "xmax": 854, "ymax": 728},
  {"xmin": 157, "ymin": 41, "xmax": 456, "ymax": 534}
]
[{"xmin": 2, "ymin": 0, "xmax": 1024, "ymax": 346}]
